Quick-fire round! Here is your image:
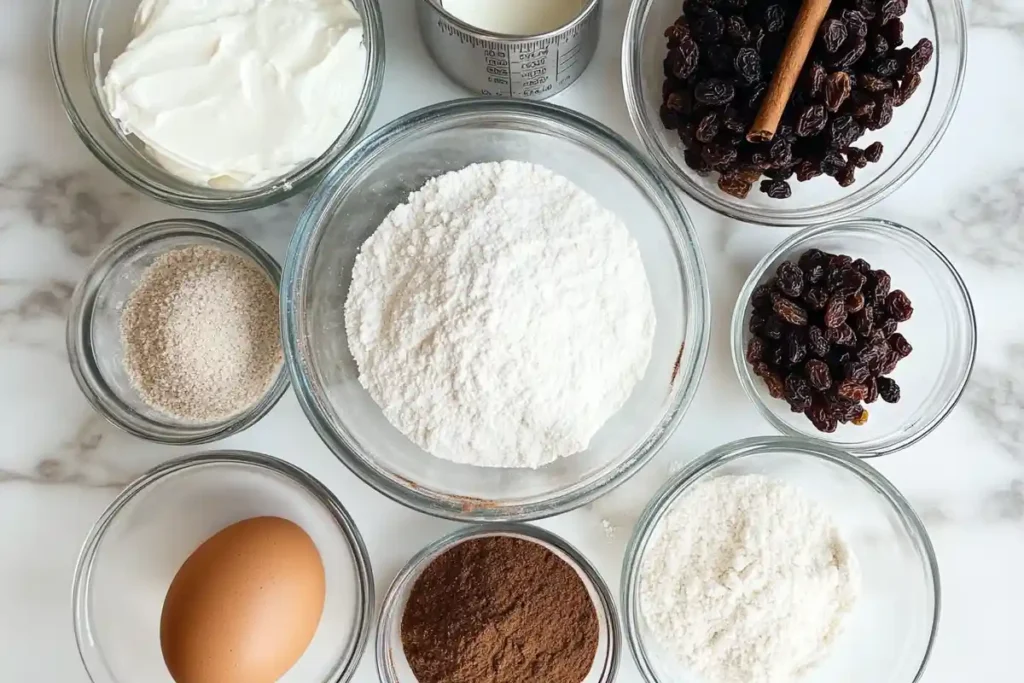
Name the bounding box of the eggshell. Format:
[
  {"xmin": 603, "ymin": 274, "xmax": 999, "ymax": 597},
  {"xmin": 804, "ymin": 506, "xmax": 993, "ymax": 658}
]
[{"xmin": 160, "ymin": 516, "xmax": 326, "ymax": 683}]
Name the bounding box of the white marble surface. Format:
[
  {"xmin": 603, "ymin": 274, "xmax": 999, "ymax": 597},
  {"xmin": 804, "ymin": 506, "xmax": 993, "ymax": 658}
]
[{"xmin": 1, "ymin": 0, "xmax": 1022, "ymax": 681}]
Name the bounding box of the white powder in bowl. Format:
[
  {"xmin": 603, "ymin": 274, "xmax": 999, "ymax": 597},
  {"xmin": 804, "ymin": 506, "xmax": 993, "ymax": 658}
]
[
  {"xmin": 344, "ymin": 161, "xmax": 656, "ymax": 469},
  {"xmin": 640, "ymin": 474, "xmax": 860, "ymax": 683}
]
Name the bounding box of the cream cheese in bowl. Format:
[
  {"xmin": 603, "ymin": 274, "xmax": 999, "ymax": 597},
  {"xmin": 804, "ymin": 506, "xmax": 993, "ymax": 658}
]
[{"xmin": 101, "ymin": 0, "xmax": 367, "ymax": 189}]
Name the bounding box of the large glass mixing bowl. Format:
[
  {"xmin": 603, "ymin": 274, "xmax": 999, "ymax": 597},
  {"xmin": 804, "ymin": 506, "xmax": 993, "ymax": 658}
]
[{"xmin": 282, "ymin": 98, "xmax": 710, "ymax": 521}]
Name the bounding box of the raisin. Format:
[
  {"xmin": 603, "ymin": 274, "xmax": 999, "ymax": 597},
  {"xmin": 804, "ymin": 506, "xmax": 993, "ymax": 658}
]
[
  {"xmin": 885, "ymin": 289, "xmax": 914, "ymax": 321},
  {"xmin": 865, "ymin": 376, "xmax": 879, "ymax": 403},
  {"xmin": 751, "ymin": 283, "xmax": 773, "ymax": 310},
  {"xmin": 718, "ymin": 173, "xmax": 752, "ymax": 198},
  {"xmin": 683, "ymin": 148, "xmax": 711, "ymax": 175},
  {"xmin": 869, "ymin": 269, "xmax": 891, "ymax": 301},
  {"xmin": 769, "ymin": 343, "xmax": 785, "ymax": 368},
  {"xmin": 845, "ymin": 293, "xmax": 866, "ymax": 314},
  {"xmin": 879, "ymin": 350, "xmax": 901, "ymax": 376},
  {"xmin": 773, "ymin": 296, "xmax": 809, "ymax": 326},
  {"xmin": 669, "ymin": 38, "xmax": 700, "ymax": 79},
  {"xmin": 763, "ymin": 370, "xmax": 786, "ymax": 399},
  {"xmin": 808, "ymin": 325, "xmax": 830, "ymax": 357},
  {"xmin": 852, "ymin": 307, "xmax": 874, "ymax": 337},
  {"xmin": 695, "ymin": 112, "xmax": 720, "ymax": 143},
  {"xmin": 852, "ymin": 407, "xmax": 869, "ymax": 425},
  {"xmin": 844, "ymin": 361, "xmax": 870, "ymax": 383},
  {"xmin": 694, "ymin": 78, "xmax": 736, "ymax": 106},
  {"xmin": 752, "ymin": 360, "xmax": 772, "ymax": 377},
  {"xmin": 837, "ymin": 379, "xmax": 869, "ymax": 401},
  {"xmin": 776, "ymin": 262, "xmax": 804, "ymax": 297},
  {"xmin": 734, "ymin": 47, "xmax": 762, "ymax": 84},
  {"xmin": 808, "ymin": 404, "xmax": 839, "ymax": 432},
  {"xmin": 823, "ymin": 296, "xmax": 848, "ymax": 328},
  {"xmin": 764, "ymin": 4, "xmax": 786, "ymax": 32},
  {"xmin": 868, "ymin": 93, "xmax": 895, "ymax": 130},
  {"xmin": 824, "ymin": 71, "xmax": 852, "ymax": 112},
  {"xmin": 805, "ymin": 358, "xmax": 832, "ymax": 391},
  {"xmin": 764, "ymin": 314, "xmax": 785, "ymax": 340},
  {"xmin": 827, "ymin": 323, "xmax": 857, "ymax": 346},
  {"xmin": 837, "ymin": 165, "xmax": 857, "ymax": 187},
  {"xmin": 842, "ymin": 9, "xmax": 868, "ymax": 38},
  {"xmin": 796, "ymin": 160, "xmax": 824, "ymax": 182},
  {"xmin": 819, "ymin": 19, "xmax": 848, "ymax": 53},
  {"xmin": 785, "ymin": 374, "xmax": 814, "ymax": 411},
  {"xmin": 796, "ymin": 103, "xmax": 829, "ymax": 137},
  {"xmin": 830, "ymin": 114, "xmax": 862, "ymax": 149},
  {"xmin": 746, "ymin": 336, "xmax": 765, "ymax": 363},
  {"xmin": 864, "ymin": 141, "xmax": 884, "ymax": 163},
  {"xmin": 831, "ymin": 37, "xmax": 867, "ymax": 69},
  {"xmin": 889, "ymin": 332, "xmax": 912, "ymax": 357},
  {"xmin": 894, "ymin": 73, "xmax": 921, "ymax": 106},
  {"xmin": 859, "ymin": 74, "xmax": 893, "ymax": 92},
  {"xmin": 803, "ymin": 287, "xmax": 829, "ymax": 310},
  {"xmin": 692, "ymin": 10, "xmax": 725, "ymax": 44},
  {"xmin": 874, "ymin": 57, "xmax": 900, "ymax": 78},
  {"xmin": 703, "ymin": 143, "xmax": 739, "ymax": 166},
  {"xmin": 761, "ymin": 178, "xmax": 793, "ymax": 199},
  {"xmin": 726, "ymin": 15, "xmax": 752, "ymax": 45},
  {"xmin": 880, "ymin": 0, "xmax": 908, "ymax": 24},
  {"xmin": 785, "ymin": 334, "xmax": 808, "ymax": 366},
  {"xmin": 877, "ymin": 376, "xmax": 901, "ymax": 403}
]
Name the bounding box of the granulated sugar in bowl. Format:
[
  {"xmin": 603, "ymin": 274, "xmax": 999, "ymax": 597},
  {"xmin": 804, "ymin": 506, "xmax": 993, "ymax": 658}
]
[{"xmin": 68, "ymin": 219, "xmax": 289, "ymax": 444}]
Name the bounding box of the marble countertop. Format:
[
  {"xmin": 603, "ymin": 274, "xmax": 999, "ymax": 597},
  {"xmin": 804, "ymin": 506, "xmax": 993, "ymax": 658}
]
[{"xmin": 2, "ymin": 0, "xmax": 1022, "ymax": 681}]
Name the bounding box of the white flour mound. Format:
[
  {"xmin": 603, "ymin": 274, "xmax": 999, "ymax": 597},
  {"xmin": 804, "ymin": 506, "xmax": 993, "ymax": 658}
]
[
  {"xmin": 640, "ymin": 474, "xmax": 860, "ymax": 683},
  {"xmin": 344, "ymin": 161, "xmax": 656, "ymax": 468}
]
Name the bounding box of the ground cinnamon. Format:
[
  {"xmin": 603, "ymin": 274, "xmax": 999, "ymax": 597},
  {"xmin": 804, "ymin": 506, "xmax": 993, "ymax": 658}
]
[
  {"xmin": 747, "ymin": 0, "xmax": 832, "ymax": 143},
  {"xmin": 401, "ymin": 535, "xmax": 599, "ymax": 683}
]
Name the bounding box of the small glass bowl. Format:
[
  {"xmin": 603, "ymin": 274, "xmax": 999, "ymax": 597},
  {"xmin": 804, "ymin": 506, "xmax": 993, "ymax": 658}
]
[
  {"xmin": 49, "ymin": 0, "xmax": 385, "ymax": 211},
  {"xmin": 283, "ymin": 98, "xmax": 710, "ymax": 521},
  {"xmin": 72, "ymin": 450, "xmax": 375, "ymax": 683},
  {"xmin": 67, "ymin": 218, "xmax": 289, "ymax": 444},
  {"xmin": 731, "ymin": 218, "xmax": 975, "ymax": 457},
  {"xmin": 376, "ymin": 523, "xmax": 621, "ymax": 683},
  {"xmin": 622, "ymin": 436, "xmax": 940, "ymax": 683},
  {"xmin": 621, "ymin": 0, "xmax": 968, "ymax": 226}
]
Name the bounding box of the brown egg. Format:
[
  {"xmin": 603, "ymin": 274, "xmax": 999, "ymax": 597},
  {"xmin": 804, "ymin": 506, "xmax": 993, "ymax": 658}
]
[{"xmin": 160, "ymin": 516, "xmax": 326, "ymax": 683}]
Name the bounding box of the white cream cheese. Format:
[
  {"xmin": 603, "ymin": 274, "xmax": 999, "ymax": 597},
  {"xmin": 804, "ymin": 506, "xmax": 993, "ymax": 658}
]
[{"xmin": 102, "ymin": 0, "xmax": 366, "ymax": 189}]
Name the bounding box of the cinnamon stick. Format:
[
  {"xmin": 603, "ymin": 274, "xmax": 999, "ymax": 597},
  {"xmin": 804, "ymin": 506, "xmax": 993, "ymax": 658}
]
[{"xmin": 747, "ymin": 0, "xmax": 832, "ymax": 143}]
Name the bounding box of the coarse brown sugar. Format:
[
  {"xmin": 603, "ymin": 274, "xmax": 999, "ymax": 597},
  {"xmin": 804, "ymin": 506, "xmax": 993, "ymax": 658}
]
[
  {"xmin": 120, "ymin": 245, "xmax": 282, "ymax": 422},
  {"xmin": 400, "ymin": 535, "xmax": 599, "ymax": 683}
]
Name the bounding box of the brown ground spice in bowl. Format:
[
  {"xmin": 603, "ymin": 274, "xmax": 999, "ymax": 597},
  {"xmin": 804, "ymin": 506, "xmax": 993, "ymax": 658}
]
[{"xmin": 400, "ymin": 535, "xmax": 599, "ymax": 683}]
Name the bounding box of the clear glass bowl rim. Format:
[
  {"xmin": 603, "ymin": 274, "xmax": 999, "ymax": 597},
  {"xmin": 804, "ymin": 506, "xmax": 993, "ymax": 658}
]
[
  {"xmin": 71, "ymin": 449, "xmax": 376, "ymax": 683},
  {"xmin": 729, "ymin": 217, "xmax": 977, "ymax": 457},
  {"xmin": 375, "ymin": 521, "xmax": 622, "ymax": 683},
  {"xmin": 48, "ymin": 0, "xmax": 386, "ymax": 212},
  {"xmin": 281, "ymin": 96, "xmax": 711, "ymax": 522},
  {"xmin": 620, "ymin": 0, "xmax": 969, "ymax": 227},
  {"xmin": 66, "ymin": 218, "xmax": 290, "ymax": 444},
  {"xmin": 620, "ymin": 435, "xmax": 942, "ymax": 683}
]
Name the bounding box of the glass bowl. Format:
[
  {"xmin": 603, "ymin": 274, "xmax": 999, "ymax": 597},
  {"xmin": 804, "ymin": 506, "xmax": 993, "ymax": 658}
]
[
  {"xmin": 731, "ymin": 218, "xmax": 975, "ymax": 457},
  {"xmin": 282, "ymin": 98, "xmax": 711, "ymax": 521},
  {"xmin": 67, "ymin": 218, "xmax": 289, "ymax": 444},
  {"xmin": 376, "ymin": 523, "xmax": 620, "ymax": 683},
  {"xmin": 49, "ymin": 0, "xmax": 385, "ymax": 211},
  {"xmin": 621, "ymin": 0, "xmax": 968, "ymax": 226},
  {"xmin": 622, "ymin": 436, "xmax": 940, "ymax": 683},
  {"xmin": 72, "ymin": 450, "xmax": 375, "ymax": 683}
]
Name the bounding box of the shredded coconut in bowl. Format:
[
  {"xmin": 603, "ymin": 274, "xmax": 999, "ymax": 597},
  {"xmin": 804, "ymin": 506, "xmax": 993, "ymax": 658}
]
[
  {"xmin": 344, "ymin": 161, "xmax": 656, "ymax": 469},
  {"xmin": 639, "ymin": 474, "xmax": 861, "ymax": 683}
]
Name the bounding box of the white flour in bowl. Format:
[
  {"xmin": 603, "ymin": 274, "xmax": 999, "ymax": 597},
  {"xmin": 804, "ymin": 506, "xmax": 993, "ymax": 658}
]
[
  {"xmin": 640, "ymin": 474, "xmax": 861, "ymax": 683},
  {"xmin": 344, "ymin": 161, "xmax": 655, "ymax": 469}
]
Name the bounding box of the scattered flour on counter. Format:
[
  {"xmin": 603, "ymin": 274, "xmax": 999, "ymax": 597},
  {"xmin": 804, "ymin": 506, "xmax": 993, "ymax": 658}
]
[
  {"xmin": 344, "ymin": 161, "xmax": 656, "ymax": 468},
  {"xmin": 640, "ymin": 474, "xmax": 860, "ymax": 683}
]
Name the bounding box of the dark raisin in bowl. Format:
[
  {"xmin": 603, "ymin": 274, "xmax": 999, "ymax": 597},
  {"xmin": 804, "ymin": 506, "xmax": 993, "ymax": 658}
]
[
  {"xmin": 622, "ymin": 0, "xmax": 967, "ymax": 226},
  {"xmin": 731, "ymin": 218, "xmax": 976, "ymax": 456}
]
